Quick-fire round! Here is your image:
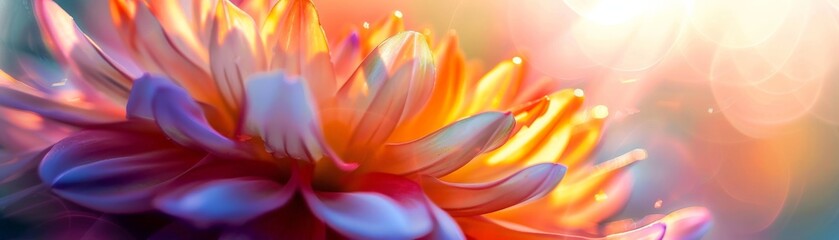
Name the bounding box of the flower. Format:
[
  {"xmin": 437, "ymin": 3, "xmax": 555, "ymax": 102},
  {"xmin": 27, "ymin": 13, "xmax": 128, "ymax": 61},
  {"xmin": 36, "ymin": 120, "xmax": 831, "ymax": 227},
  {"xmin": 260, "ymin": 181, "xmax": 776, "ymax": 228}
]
[{"xmin": 0, "ymin": 0, "xmax": 711, "ymax": 239}]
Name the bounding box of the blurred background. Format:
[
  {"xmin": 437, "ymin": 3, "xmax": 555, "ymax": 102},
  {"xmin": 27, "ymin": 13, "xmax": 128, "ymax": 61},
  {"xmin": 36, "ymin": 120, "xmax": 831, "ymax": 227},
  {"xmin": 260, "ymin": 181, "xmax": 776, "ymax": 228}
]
[{"xmin": 2, "ymin": 0, "xmax": 839, "ymax": 239}]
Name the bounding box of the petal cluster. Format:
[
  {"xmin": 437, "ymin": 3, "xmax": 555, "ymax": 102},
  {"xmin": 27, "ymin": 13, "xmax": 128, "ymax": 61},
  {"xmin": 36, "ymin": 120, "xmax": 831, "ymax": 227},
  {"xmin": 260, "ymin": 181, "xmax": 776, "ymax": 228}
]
[{"xmin": 0, "ymin": 0, "xmax": 712, "ymax": 239}]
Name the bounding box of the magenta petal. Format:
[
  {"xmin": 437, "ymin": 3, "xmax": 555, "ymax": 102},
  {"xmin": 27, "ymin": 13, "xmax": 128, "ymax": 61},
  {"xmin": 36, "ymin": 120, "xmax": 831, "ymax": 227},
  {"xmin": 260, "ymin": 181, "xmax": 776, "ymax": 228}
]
[
  {"xmin": 422, "ymin": 163, "xmax": 566, "ymax": 216},
  {"xmin": 127, "ymin": 74, "xmax": 249, "ymax": 158},
  {"xmin": 376, "ymin": 112, "xmax": 514, "ymax": 177},
  {"xmin": 154, "ymin": 177, "xmax": 294, "ymax": 227},
  {"xmin": 39, "ymin": 130, "xmax": 203, "ymax": 213}
]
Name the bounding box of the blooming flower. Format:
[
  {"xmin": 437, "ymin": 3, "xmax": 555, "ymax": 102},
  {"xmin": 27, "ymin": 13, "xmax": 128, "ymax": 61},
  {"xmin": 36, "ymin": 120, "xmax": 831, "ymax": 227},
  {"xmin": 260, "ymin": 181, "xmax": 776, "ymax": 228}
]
[{"xmin": 0, "ymin": 0, "xmax": 711, "ymax": 239}]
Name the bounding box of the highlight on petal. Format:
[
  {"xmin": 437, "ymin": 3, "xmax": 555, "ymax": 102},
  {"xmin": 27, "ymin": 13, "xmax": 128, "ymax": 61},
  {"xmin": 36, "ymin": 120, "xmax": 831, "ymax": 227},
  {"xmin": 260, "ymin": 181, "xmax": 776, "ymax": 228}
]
[
  {"xmin": 461, "ymin": 57, "xmax": 526, "ymax": 115},
  {"xmin": 449, "ymin": 90, "xmax": 583, "ymax": 182},
  {"xmin": 388, "ymin": 31, "xmax": 474, "ymax": 141},
  {"xmin": 109, "ymin": 0, "xmax": 221, "ymax": 109},
  {"xmin": 34, "ymin": 0, "xmax": 140, "ymax": 103},
  {"xmin": 422, "ymin": 163, "xmax": 567, "ymax": 216},
  {"xmin": 210, "ymin": 0, "xmax": 265, "ymax": 111},
  {"xmin": 39, "ymin": 129, "xmax": 204, "ymax": 213},
  {"xmin": 302, "ymin": 174, "xmax": 434, "ymax": 240},
  {"xmin": 127, "ymin": 74, "xmax": 250, "ymax": 159},
  {"xmin": 262, "ymin": 0, "xmax": 336, "ymax": 104},
  {"xmin": 659, "ymin": 207, "xmax": 712, "ymax": 240},
  {"xmin": 334, "ymin": 31, "xmax": 436, "ymax": 152},
  {"xmin": 243, "ymin": 71, "xmax": 356, "ymax": 170},
  {"xmin": 371, "ymin": 112, "xmax": 515, "ymax": 177},
  {"xmin": 154, "ymin": 177, "xmax": 293, "ymax": 227},
  {"xmin": 360, "ymin": 11, "xmax": 406, "ymax": 54},
  {"xmin": 0, "ymin": 76, "xmax": 121, "ymax": 126}
]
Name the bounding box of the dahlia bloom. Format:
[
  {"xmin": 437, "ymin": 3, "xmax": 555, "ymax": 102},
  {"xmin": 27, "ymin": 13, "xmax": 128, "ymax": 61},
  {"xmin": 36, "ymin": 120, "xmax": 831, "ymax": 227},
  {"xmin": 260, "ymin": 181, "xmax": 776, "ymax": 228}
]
[{"xmin": 0, "ymin": 0, "xmax": 711, "ymax": 239}]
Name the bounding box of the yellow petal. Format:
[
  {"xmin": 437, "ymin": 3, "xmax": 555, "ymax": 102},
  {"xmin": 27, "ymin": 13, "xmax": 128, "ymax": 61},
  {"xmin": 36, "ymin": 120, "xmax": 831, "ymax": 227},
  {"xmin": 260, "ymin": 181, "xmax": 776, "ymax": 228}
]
[
  {"xmin": 461, "ymin": 57, "xmax": 526, "ymax": 116},
  {"xmin": 388, "ymin": 31, "xmax": 472, "ymax": 141},
  {"xmin": 446, "ymin": 89, "xmax": 583, "ymax": 182}
]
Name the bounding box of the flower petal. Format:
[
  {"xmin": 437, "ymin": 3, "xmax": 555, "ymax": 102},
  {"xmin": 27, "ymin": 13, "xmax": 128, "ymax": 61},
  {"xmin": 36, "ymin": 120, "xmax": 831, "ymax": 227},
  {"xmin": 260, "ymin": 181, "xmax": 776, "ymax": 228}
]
[
  {"xmin": 39, "ymin": 129, "xmax": 204, "ymax": 213},
  {"xmin": 422, "ymin": 163, "xmax": 566, "ymax": 216},
  {"xmin": 360, "ymin": 11, "xmax": 405, "ymax": 54},
  {"xmin": 372, "ymin": 112, "xmax": 514, "ymax": 177},
  {"xmin": 660, "ymin": 207, "xmax": 712, "ymax": 240},
  {"xmin": 456, "ymin": 216, "xmax": 667, "ymax": 240},
  {"xmin": 302, "ymin": 173, "xmax": 434, "ymax": 240},
  {"xmin": 0, "ymin": 80, "xmax": 121, "ymax": 126},
  {"xmin": 450, "ymin": 89, "xmax": 584, "ymax": 182},
  {"xmin": 34, "ymin": 0, "xmax": 140, "ymax": 103},
  {"xmin": 154, "ymin": 177, "xmax": 294, "ymax": 227},
  {"xmin": 331, "ymin": 31, "xmax": 362, "ymax": 86},
  {"xmin": 127, "ymin": 74, "xmax": 250, "ymax": 158},
  {"xmin": 334, "ymin": 31, "xmax": 435, "ymax": 152},
  {"xmin": 109, "ymin": 0, "xmax": 223, "ymax": 110},
  {"xmin": 262, "ymin": 0, "xmax": 336, "ymax": 104},
  {"xmin": 461, "ymin": 57, "xmax": 526, "ymax": 115},
  {"xmin": 209, "ymin": 0, "xmax": 265, "ymax": 111},
  {"xmin": 244, "ymin": 71, "xmax": 356, "ymax": 170}
]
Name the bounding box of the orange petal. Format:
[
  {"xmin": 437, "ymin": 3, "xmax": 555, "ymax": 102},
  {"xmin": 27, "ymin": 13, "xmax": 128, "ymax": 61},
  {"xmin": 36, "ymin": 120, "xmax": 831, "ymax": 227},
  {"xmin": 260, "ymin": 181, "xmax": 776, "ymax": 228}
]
[
  {"xmin": 145, "ymin": 0, "xmax": 215, "ymax": 67},
  {"xmin": 110, "ymin": 0, "xmax": 224, "ymax": 115},
  {"xmin": 360, "ymin": 11, "xmax": 405, "ymax": 55},
  {"xmin": 262, "ymin": 0, "xmax": 336, "ymax": 104},
  {"xmin": 461, "ymin": 57, "xmax": 526, "ymax": 115},
  {"xmin": 388, "ymin": 31, "xmax": 473, "ymax": 141},
  {"xmin": 331, "ymin": 31, "xmax": 362, "ymax": 87},
  {"xmin": 210, "ymin": 0, "xmax": 266, "ymax": 113},
  {"xmin": 447, "ymin": 90, "xmax": 583, "ymax": 182}
]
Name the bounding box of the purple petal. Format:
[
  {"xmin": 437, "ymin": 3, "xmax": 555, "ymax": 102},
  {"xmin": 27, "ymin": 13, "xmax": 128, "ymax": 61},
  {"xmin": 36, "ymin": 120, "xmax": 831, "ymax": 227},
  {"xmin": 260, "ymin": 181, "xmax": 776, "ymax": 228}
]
[
  {"xmin": 127, "ymin": 74, "xmax": 250, "ymax": 158},
  {"xmin": 374, "ymin": 112, "xmax": 514, "ymax": 177},
  {"xmin": 154, "ymin": 177, "xmax": 294, "ymax": 227},
  {"xmin": 422, "ymin": 163, "xmax": 566, "ymax": 216},
  {"xmin": 39, "ymin": 129, "xmax": 204, "ymax": 213},
  {"xmin": 302, "ymin": 174, "xmax": 434, "ymax": 239}
]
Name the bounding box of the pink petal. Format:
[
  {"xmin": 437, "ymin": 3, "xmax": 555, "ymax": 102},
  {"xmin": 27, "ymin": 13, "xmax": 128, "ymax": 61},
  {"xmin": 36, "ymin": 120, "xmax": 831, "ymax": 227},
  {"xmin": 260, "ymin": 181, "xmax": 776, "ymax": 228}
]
[
  {"xmin": 334, "ymin": 31, "xmax": 435, "ymax": 152},
  {"xmin": 243, "ymin": 71, "xmax": 356, "ymax": 170},
  {"xmin": 39, "ymin": 129, "xmax": 204, "ymax": 213},
  {"xmin": 262, "ymin": 0, "xmax": 336, "ymax": 104},
  {"xmin": 0, "ymin": 83, "xmax": 121, "ymax": 126},
  {"xmin": 34, "ymin": 0, "xmax": 140, "ymax": 103},
  {"xmin": 422, "ymin": 163, "xmax": 566, "ymax": 216},
  {"xmin": 660, "ymin": 207, "xmax": 712, "ymax": 240},
  {"xmin": 372, "ymin": 112, "xmax": 514, "ymax": 177},
  {"xmin": 331, "ymin": 31, "xmax": 362, "ymax": 86},
  {"xmin": 154, "ymin": 177, "xmax": 294, "ymax": 227},
  {"xmin": 127, "ymin": 74, "xmax": 251, "ymax": 159}
]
